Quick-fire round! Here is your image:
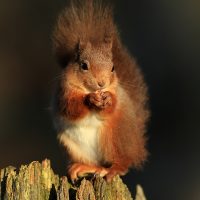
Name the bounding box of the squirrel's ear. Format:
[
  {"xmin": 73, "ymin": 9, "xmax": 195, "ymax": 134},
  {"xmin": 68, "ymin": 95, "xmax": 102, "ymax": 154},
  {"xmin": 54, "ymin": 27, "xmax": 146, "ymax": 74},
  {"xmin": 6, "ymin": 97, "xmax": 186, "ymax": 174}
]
[
  {"xmin": 77, "ymin": 39, "xmax": 84, "ymax": 52},
  {"xmin": 75, "ymin": 40, "xmax": 91, "ymax": 60},
  {"xmin": 76, "ymin": 40, "xmax": 84, "ymax": 60},
  {"xmin": 77, "ymin": 40, "xmax": 91, "ymax": 52},
  {"xmin": 103, "ymin": 36, "xmax": 113, "ymax": 50}
]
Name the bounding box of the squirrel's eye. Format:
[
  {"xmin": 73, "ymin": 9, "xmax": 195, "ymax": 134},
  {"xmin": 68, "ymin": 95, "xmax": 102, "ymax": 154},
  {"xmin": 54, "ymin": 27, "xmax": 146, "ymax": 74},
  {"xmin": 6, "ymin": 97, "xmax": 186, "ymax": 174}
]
[
  {"xmin": 111, "ymin": 65, "xmax": 115, "ymax": 72},
  {"xmin": 80, "ymin": 62, "xmax": 88, "ymax": 70}
]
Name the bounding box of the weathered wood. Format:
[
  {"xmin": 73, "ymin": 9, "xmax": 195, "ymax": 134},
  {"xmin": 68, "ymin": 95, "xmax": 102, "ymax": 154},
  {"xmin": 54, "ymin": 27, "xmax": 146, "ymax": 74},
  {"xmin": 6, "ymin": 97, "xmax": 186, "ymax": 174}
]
[{"xmin": 0, "ymin": 159, "xmax": 147, "ymax": 200}]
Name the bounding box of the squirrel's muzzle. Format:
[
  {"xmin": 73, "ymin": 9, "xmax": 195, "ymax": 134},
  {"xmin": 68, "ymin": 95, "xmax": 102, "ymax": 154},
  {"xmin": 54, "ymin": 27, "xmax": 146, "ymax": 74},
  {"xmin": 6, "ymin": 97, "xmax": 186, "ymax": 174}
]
[{"xmin": 98, "ymin": 81, "xmax": 106, "ymax": 88}]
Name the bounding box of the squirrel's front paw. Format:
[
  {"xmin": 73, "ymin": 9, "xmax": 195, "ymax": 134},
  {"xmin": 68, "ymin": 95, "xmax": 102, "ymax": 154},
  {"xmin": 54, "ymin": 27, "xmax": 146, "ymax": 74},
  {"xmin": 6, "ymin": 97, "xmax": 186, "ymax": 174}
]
[
  {"xmin": 86, "ymin": 92, "xmax": 104, "ymax": 109},
  {"xmin": 100, "ymin": 91, "xmax": 112, "ymax": 108},
  {"xmin": 85, "ymin": 91, "xmax": 112, "ymax": 109}
]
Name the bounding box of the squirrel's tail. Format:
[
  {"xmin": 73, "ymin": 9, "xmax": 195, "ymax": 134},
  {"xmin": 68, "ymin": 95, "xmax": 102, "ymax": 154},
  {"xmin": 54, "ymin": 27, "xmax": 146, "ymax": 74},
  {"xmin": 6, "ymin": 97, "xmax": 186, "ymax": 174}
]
[{"xmin": 53, "ymin": 0, "xmax": 118, "ymax": 66}]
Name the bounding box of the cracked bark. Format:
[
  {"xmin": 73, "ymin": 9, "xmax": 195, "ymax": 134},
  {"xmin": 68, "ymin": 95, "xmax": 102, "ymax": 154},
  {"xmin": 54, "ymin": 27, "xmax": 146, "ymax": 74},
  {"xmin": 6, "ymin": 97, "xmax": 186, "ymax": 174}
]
[{"xmin": 0, "ymin": 159, "xmax": 147, "ymax": 200}]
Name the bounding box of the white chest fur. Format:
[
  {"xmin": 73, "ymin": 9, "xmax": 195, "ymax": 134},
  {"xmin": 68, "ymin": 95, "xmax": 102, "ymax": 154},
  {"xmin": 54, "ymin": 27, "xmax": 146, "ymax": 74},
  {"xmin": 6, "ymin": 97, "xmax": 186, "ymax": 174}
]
[{"xmin": 59, "ymin": 114, "xmax": 103, "ymax": 164}]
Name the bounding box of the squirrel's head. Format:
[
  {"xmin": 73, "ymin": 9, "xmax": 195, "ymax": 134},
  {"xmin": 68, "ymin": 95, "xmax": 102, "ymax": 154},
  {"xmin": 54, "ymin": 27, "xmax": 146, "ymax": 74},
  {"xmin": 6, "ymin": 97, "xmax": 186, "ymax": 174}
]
[
  {"xmin": 62, "ymin": 41, "xmax": 117, "ymax": 92},
  {"xmin": 53, "ymin": 0, "xmax": 119, "ymax": 92}
]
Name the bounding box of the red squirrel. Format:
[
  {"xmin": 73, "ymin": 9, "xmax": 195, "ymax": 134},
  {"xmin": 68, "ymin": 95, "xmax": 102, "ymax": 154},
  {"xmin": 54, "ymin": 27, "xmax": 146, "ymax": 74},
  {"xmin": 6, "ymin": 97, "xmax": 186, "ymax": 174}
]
[{"xmin": 52, "ymin": 0, "xmax": 149, "ymax": 182}]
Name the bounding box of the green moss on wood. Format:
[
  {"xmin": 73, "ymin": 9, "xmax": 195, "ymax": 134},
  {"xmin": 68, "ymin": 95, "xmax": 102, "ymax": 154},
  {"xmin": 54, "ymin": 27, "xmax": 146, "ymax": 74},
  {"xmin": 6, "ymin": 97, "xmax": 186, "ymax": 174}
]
[{"xmin": 0, "ymin": 159, "xmax": 147, "ymax": 200}]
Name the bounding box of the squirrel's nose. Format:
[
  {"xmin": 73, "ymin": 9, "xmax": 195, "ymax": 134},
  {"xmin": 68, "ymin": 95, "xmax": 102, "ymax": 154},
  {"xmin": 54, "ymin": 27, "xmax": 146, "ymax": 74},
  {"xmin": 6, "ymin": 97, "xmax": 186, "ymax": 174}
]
[{"xmin": 98, "ymin": 81, "xmax": 105, "ymax": 88}]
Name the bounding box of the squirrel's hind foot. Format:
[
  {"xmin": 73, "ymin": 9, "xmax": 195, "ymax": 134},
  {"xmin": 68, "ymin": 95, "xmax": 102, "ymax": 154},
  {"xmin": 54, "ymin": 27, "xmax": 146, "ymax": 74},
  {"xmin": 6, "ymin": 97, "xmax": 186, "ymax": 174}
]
[
  {"xmin": 105, "ymin": 165, "xmax": 128, "ymax": 182},
  {"xmin": 68, "ymin": 163, "xmax": 108, "ymax": 183}
]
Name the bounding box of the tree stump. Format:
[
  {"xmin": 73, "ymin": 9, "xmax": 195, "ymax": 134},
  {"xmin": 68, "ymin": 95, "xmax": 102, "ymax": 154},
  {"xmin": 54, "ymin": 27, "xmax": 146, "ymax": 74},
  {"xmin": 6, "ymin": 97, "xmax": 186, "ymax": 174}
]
[{"xmin": 0, "ymin": 159, "xmax": 147, "ymax": 200}]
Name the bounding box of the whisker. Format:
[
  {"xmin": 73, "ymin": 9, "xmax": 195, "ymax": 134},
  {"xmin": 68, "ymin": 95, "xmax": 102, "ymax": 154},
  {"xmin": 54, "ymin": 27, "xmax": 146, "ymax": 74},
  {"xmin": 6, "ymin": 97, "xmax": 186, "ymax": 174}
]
[
  {"xmin": 119, "ymin": 81, "xmax": 136, "ymax": 88},
  {"xmin": 48, "ymin": 73, "xmax": 65, "ymax": 85},
  {"xmin": 119, "ymin": 79, "xmax": 137, "ymax": 85}
]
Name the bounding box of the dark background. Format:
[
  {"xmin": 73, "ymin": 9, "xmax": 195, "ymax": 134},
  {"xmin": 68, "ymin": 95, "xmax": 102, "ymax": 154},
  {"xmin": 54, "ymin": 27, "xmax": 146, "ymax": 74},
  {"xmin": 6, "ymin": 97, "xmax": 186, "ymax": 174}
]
[{"xmin": 0, "ymin": 0, "xmax": 200, "ymax": 199}]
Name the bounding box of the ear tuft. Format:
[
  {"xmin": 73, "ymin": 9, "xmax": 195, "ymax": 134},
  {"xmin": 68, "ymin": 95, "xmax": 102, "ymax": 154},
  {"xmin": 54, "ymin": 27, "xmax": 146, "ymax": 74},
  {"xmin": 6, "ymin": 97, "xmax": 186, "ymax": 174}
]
[
  {"xmin": 77, "ymin": 40, "xmax": 92, "ymax": 52},
  {"xmin": 104, "ymin": 36, "xmax": 113, "ymax": 50}
]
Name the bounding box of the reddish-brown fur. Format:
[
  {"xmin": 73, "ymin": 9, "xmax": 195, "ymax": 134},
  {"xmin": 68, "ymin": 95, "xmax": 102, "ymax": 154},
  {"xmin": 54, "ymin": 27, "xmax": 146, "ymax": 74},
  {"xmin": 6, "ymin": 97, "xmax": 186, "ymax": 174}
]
[
  {"xmin": 52, "ymin": 0, "xmax": 149, "ymax": 182},
  {"xmin": 61, "ymin": 89, "xmax": 89, "ymax": 121}
]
